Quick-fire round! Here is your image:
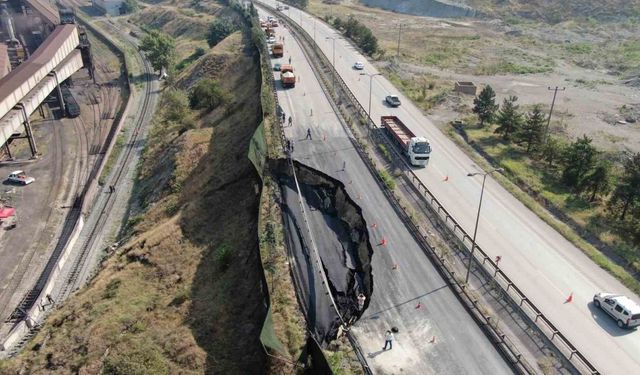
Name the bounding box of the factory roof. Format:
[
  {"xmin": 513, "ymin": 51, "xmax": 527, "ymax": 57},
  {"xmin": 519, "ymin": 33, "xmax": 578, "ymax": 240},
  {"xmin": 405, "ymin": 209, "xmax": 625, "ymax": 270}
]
[
  {"xmin": 0, "ymin": 24, "xmax": 76, "ymax": 103},
  {"xmin": 23, "ymin": 0, "xmax": 60, "ymax": 26},
  {"xmin": 0, "ymin": 43, "xmax": 9, "ymax": 79}
]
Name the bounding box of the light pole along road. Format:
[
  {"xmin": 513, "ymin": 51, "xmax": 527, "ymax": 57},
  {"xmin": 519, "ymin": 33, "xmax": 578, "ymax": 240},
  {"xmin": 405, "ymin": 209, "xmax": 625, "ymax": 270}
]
[
  {"xmin": 263, "ymin": 1, "xmax": 640, "ymax": 373},
  {"xmin": 258, "ymin": 5, "xmax": 514, "ymax": 374}
]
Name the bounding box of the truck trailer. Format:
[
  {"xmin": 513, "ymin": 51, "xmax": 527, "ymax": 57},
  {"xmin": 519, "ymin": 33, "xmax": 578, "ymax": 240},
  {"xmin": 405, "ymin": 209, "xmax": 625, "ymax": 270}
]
[
  {"xmin": 281, "ymin": 64, "xmax": 296, "ymax": 88},
  {"xmin": 380, "ymin": 116, "xmax": 431, "ymax": 166}
]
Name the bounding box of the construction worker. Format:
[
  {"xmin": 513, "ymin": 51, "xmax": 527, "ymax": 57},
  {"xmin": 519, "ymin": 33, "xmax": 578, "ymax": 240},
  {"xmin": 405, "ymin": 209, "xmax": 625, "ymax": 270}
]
[
  {"xmin": 306, "ymin": 128, "xmax": 312, "ymax": 140},
  {"xmin": 288, "ymin": 116, "xmax": 293, "ymax": 127}
]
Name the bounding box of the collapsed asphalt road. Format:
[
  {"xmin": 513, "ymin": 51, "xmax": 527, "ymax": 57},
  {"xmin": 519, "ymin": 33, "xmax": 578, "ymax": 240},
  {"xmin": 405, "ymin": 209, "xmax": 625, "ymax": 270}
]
[{"xmin": 275, "ymin": 159, "xmax": 373, "ymax": 343}]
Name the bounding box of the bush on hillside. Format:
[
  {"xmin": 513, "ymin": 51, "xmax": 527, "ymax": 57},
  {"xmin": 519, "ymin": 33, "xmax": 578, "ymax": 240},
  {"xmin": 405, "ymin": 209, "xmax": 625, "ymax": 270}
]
[
  {"xmin": 207, "ymin": 19, "xmax": 238, "ymax": 47},
  {"xmin": 188, "ymin": 78, "xmax": 231, "ymax": 111}
]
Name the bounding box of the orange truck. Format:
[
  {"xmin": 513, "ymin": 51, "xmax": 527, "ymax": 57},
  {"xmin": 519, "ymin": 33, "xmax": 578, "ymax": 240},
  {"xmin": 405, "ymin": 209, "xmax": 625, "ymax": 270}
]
[
  {"xmin": 280, "ymin": 65, "xmax": 296, "ymax": 88},
  {"xmin": 272, "ymin": 43, "xmax": 284, "ymax": 57}
]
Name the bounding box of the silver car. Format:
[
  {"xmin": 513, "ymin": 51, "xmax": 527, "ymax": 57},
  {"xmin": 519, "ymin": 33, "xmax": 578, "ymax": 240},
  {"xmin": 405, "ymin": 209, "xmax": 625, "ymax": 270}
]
[
  {"xmin": 593, "ymin": 293, "xmax": 640, "ymax": 328},
  {"xmin": 7, "ymin": 170, "xmax": 35, "ymax": 185}
]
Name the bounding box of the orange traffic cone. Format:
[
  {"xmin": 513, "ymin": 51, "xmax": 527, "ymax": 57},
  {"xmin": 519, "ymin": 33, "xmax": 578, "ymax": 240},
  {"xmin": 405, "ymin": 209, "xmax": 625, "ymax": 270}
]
[
  {"xmin": 443, "ymin": 175, "xmax": 449, "ymax": 182},
  {"xmin": 415, "ymin": 302, "xmax": 422, "ymax": 309},
  {"xmin": 378, "ymin": 237, "xmax": 387, "ymax": 246},
  {"xmin": 565, "ymin": 292, "xmax": 573, "ymax": 304},
  {"xmin": 371, "ymin": 223, "xmax": 377, "ymax": 228},
  {"xmin": 429, "ymin": 335, "xmax": 436, "ymax": 343}
]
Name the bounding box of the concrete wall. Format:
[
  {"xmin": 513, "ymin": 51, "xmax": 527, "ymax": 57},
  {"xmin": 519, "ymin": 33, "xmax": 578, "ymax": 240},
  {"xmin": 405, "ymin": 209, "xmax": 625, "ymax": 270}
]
[{"xmin": 360, "ymin": 0, "xmax": 478, "ymax": 18}]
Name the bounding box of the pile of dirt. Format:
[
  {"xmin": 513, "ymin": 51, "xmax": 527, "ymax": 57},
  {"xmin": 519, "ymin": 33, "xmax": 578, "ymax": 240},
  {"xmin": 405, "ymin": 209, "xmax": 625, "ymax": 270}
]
[{"xmin": 0, "ymin": 13, "xmax": 267, "ymax": 375}]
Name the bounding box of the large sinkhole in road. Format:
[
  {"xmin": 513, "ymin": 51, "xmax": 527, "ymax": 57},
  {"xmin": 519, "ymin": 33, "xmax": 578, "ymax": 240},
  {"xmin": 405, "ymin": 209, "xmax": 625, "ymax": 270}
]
[{"xmin": 274, "ymin": 159, "xmax": 374, "ymax": 344}]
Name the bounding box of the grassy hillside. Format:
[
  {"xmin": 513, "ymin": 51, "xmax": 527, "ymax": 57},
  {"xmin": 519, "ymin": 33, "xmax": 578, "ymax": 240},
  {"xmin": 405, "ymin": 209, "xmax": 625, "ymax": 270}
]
[{"xmin": 0, "ymin": 19, "xmax": 268, "ymax": 375}]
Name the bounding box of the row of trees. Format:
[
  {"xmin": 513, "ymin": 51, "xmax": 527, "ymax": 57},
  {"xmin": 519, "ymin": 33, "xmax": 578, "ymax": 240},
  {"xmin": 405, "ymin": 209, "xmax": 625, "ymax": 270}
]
[
  {"xmin": 327, "ymin": 15, "xmax": 378, "ymax": 56},
  {"xmin": 472, "ymin": 85, "xmax": 640, "ymax": 251}
]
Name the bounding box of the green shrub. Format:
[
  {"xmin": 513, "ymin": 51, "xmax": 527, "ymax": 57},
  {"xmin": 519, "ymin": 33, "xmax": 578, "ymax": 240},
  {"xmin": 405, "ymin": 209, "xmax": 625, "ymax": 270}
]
[
  {"xmin": 379, "ymin": 169, "xmax": 396, "ymax": 190},
  {"xmin": 103, "ymin": 345, "xmax": 169, "ymax": 375},
  {"xmin": 103, "ymin": 279, "xmax": 122, "ymax": 299},
  {"xmin": 216, "ymin": 244, "xmax": 234, "ymax": 271},
  {"xmin": 189, "ymin": 78, "xmax": 231, "ymax": 111}
]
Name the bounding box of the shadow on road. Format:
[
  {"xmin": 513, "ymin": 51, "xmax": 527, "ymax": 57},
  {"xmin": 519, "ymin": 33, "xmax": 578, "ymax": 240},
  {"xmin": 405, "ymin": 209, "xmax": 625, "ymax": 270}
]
[
  {"xmin": 588, "ymin": 301, "xmax": 637, "ymax": 337},
  {"xmin": 367, "ymin": 349, "xmax": 386, "ymax": 359}
]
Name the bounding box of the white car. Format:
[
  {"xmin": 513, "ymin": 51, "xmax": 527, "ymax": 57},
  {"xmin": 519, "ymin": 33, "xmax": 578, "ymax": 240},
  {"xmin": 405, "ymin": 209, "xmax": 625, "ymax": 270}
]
[
  {"xmin": 593, "ymin": 293, "xmax": 640, "ymax": 328},
  {"xmin": 7, "ymin": 170, "xmax": 35, "ymax": 185},
  {"xmin": 267, "ymin": 36, "xmax": 277, "ymax": 44},
  {"xmin": 353, "ymin": 61, "xmax": 365, "ymax": 70}
]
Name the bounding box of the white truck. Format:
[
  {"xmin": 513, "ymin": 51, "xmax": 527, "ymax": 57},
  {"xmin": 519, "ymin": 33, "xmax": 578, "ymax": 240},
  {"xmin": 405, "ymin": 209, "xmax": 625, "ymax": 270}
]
[{"xmin": 380, "ymin": 116, "xmax": 431, "ymax": 167}]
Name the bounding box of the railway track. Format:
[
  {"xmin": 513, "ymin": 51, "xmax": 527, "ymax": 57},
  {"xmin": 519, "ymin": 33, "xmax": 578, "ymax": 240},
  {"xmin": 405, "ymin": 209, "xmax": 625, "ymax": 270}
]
[
  {"xmin": 2, "ymin": 15, "xmax": 155, "ymax": 354},
  {"xmin": 57, "ymin": 41, "xmax": 153, "ymax": 300}
]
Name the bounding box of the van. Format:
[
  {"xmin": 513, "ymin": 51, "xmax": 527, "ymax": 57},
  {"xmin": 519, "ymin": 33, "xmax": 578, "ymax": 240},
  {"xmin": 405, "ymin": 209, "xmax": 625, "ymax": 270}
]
[{"xmin": 593, "ymin": 293, "xmax": 640, "ymax": 328}]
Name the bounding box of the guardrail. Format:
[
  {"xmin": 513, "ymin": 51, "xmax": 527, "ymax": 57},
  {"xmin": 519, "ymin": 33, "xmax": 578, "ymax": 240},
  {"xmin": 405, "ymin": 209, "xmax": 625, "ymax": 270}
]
[{"xmin": 257, "ymin": 2, "xmax": 599, "ymax": 374}]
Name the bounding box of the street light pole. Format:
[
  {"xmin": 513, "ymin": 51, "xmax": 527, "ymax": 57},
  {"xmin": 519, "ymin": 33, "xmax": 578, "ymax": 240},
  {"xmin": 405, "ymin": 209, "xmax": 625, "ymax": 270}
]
[
  {"xmin": 361, "ymin": 72, "xmax": 381, "ymax": 135},
  {"xmin": 326, "ymin": 36, "xmax": 336, "ymax": 93},
  {"xmin": 465, "ymin": 167, "xmax": 503, "ymax": 284}
]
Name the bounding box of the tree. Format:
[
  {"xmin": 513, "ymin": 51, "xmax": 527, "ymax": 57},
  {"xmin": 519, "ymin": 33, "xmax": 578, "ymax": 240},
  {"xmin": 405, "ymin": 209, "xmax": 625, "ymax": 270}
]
[
  {"xmin": 609, "ymin": 153, "xmax": 640, "ymax": 220},
  {"xmin": 540, "ymin": 136, "xmax": 564, "ymax": 167},
  {"xmin": 473, "ymin": 85, "xmax": 498, "ymax": 127},
  {"xmin": 207, "ymin": 19, "xmax": 238, "ymax": 48},
  {"xmin": 189, "ymin": 78, "xmax": 231, "ymax": 111},
  {"xmin": 561, "ymin": 135, "xmax": 598, "ymax": 191},
  {"xmin": 517, "ymin": 105, "xmax": 546, "ymax": 153},
  {"xmin": 582, "ymin": 160, "xmax": 613, "ymax": 202},
  {"xmin": 120, "ymin": 0, "xmax": 138, "ymax": 14},
  {"xmin": 140, "ymin": 31, "xmax": 176, "ymax": 73},
  {"xmin": 494, "ymin": 95, "xmax": 523, "ymax": 141}
]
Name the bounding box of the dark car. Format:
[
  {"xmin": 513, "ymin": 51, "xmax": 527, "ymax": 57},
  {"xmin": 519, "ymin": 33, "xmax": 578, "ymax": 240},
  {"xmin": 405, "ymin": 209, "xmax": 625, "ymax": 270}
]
[{"xmin": 385, "ymin": 95, "xmax": 401, "ymax": 107}]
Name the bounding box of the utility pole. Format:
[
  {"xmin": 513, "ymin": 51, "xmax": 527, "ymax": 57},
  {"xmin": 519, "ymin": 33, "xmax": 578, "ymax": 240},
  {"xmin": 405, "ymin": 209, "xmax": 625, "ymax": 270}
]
[
  {"xmin": 326, "ymin": 37, "xmax": 336, "ymax": 93},
  {"xmin": 361, "ymin": 72, "xmax": 382, "ymax": 137},
  {"xmin": 545, "ymin": 86, "xmax": 565, "ymax": 142},
  {"xmin": 396, "ymin": 23, "xmax": 403, "ymax": 57}
]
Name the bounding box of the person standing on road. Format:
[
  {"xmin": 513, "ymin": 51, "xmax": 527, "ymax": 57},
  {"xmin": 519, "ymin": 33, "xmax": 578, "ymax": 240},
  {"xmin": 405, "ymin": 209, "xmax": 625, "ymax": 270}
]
[
  {"xmin": 357, "ymin": 293, "xmax": 366, "ymax": 311},
  {"xmin": 288, "ymin": 116, "xmax": 293, "ymax": 127},
  {"xmin": 306, "ymin": 128, "xmax": 312, "ymax": 140},
  {"xmin": 281, "ymin": 112, "xmax": 286, "ymax": 123},
  {"xmin": 383, "ymin": 330, "xmax": 394, "ymax": 350},
  {"xmin": 289, "ymin": 56, "xmax": 292, "ymax": 64}
]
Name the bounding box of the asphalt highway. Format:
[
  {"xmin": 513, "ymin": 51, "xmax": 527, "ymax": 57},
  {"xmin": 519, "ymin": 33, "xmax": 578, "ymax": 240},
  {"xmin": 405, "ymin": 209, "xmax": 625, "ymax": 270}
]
[
  {"xmin": 262, "ymin": 1, "xmax": 640, "ymax": 373},
  {"xmin": 259, "ymin": 7, "xmax": 514, "ymax": 374}
]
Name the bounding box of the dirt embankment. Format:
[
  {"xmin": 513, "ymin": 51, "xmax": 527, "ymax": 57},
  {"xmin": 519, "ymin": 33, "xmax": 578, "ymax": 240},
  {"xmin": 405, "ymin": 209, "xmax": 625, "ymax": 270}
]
[
  {"xmin": 360, "ymin": 0, "xmax": 478, "ymax": 18},
  {"xmin": 0, "ymin": 15, "xmax": 267, "ymax": 375}
]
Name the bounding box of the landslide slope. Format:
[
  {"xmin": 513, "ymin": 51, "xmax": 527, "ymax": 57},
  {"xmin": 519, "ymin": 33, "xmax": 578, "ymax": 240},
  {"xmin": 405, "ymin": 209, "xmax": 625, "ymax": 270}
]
[{"xmin": 0, "ymin": 28, "xmax": 266, "ymax": 375}]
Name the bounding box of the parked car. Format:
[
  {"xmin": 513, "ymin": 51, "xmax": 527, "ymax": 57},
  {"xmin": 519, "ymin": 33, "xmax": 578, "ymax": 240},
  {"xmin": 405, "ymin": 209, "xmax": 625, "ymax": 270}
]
[
  {"xmin": 274, "ymin": 63, "xmax": 282, "ymax": 71},
  {"xmin": 593, "ymin": 293, "xmax": 640, "ymax": 328},
  {"xmin": 7, "ymin": 170, "xmax": 35, "ymax": 185},
  {"xmin": 353, "ymin": 61, "xmax": 364, "ymax": 70},
  {"xmin": 385, "ymin": 95, "xmax": 401, "ymax": 107},
  {"xmin": 267, "ymin": 36, "xmax": 277, "ymax": 44}
]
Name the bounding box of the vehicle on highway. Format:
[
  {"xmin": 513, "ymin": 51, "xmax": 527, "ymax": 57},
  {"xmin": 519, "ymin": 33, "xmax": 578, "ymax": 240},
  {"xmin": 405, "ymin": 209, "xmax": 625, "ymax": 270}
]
[
  {"xmin": 272, "ymin": 43, "xmax": 284, "ymax": 58},
  {"xmin": 267, "ymin": 36, "xmax": 277, "ymax": 44},
  {"xmin": 274, "ymin": 63, "xmax": 282, "ymax": 71},
  {"xmin": 353, "ymin": 61, "xmax": 365, "ymax": 70},
  {"xmin": 593, "ymin": 293, "xmax": 640, "ymax": 328},
  {"xmin": 381, "ymin": 116, "xmax": 431, "ymax": 166},
  {"xmin": 280, "ymin": 64, "xmax": 296, "ymax": 88},
  {"xmin": 7, "ymin": 170, "xmax": 35, "ymax": 185},
  {"xmin": 385, "ymin": 95, "xmax": 401, "ymax": 107}
]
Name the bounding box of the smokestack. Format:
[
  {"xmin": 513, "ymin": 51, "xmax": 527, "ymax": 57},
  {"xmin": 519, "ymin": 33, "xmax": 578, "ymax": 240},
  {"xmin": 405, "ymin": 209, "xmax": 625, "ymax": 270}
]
[{"xmin": 1, "ymin": 4, "xmax": 17, "ymax": 42}]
